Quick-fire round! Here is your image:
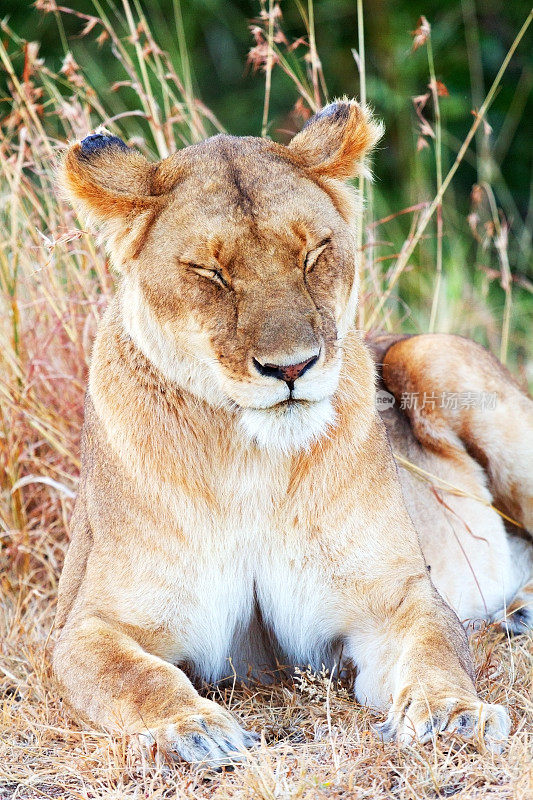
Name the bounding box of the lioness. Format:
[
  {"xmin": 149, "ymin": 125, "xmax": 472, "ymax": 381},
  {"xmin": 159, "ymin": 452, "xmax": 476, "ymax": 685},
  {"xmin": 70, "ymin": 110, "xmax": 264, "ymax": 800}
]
[{"xmin": 54, "ymin": 101, "xmax": 532, "ymax": 766}]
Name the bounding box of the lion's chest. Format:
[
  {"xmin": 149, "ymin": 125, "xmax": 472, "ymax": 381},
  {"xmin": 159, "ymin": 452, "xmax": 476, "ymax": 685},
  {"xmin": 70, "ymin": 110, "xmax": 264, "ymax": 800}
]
[
  {"xmin": 100, "ymin": 442, "xmax": 351, "ymax": 683},
  {"xmin": 118, "ymin": 467, "xmax": 343, "ymax": 682},
  {"xmin": 162, "ymin": 516, "xmax": 340, "ymax": 683}
]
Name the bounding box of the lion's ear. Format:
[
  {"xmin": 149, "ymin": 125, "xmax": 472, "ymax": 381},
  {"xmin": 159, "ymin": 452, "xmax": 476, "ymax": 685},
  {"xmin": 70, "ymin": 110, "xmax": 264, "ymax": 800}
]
[
  {"xmin": 60, "ymin": 133, "xmax": 158, "ymax": 222},
  {"xmin": 287, "ymin": 100, "xmax": 383, "ymax": 181},
  {"xmin": 59, "ymin": 133, "xmax": 166, "ymax": 264}
]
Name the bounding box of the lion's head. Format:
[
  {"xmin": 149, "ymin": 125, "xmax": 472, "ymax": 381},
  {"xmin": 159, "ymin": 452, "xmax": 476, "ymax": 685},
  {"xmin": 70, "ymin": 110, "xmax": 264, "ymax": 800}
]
[{"xmin": 61, "ymin": 101, "xmax": 382, "ymax": 452}]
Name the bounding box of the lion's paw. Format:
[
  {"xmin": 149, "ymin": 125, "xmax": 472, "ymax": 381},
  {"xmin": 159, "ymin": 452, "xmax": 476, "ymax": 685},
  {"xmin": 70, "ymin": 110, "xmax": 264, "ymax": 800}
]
[
  {"xmin": 491, "ymin": 585, "xmax": 533, "ymax": 635},
  {"xmin": 135, "ymin": 700, "xmax": 259, "ymax": 768},
  {"xmin": 375, "ymin": 695, "xmax": 510, "ymax": 753}
]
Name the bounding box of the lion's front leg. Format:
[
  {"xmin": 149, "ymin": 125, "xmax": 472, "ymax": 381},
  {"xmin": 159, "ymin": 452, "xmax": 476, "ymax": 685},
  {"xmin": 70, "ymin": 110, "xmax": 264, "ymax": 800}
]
[
  {"xmin": 53, "ymin": 615, "xmax": 256, "ymax": 767},
  {"xmin": 347, "ymin": 572, "xmax": 510, "ymax": 750}
]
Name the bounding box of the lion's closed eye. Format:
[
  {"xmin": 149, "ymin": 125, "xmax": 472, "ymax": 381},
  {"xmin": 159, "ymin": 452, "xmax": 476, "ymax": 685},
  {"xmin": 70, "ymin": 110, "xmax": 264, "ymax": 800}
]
[
  {"xmin": 304, "ymin": 238, "xmax": 331, "ymax": 274},
  {"xmin": 187, "ymin": 264, "xmax": 229, "ymax": 289}
]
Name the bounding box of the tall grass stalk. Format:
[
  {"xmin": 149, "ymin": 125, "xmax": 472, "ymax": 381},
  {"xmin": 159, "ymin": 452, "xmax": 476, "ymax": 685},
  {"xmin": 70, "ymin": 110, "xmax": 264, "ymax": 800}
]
[
  {"xmin": 261, "ymin": 0, "xmax": 276, "ymax": 136},
  {"xmin": 481, "ymin": 183, "xmax": 513, "ymax": 364},
  {"xmin": 306, "ymin": 0, "xmax": 321, "ymax": 108},
  {"xmin": 426, "ymin": 27, "xmax": 444, "ymax": 333},
  {"xmin": 354, "ymin": 0, "xmax": 368, "ymax": 332}
]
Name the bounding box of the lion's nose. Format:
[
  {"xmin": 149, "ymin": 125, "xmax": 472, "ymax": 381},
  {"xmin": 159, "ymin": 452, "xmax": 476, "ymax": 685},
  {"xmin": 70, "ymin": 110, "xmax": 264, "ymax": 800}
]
[{"xmin": 253, "ymin": 353, "xmax": 319, "ymax": 387}]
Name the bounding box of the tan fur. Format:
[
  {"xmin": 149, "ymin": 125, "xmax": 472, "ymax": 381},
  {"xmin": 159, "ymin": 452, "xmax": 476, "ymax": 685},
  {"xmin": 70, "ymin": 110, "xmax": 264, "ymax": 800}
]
[
  {"xmin": 373, "ymin": 333, "xmax": 533, "ymax": 633},
  {"xmin": 53, "ymin": 103, "xmax": 524, "ymax": 766}
]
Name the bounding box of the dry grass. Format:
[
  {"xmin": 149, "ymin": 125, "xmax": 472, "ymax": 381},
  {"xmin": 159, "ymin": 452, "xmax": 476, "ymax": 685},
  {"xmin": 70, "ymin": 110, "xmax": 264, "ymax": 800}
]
[{"xmin": 0, "ymin": 2, "xmax": 532, "ymax": 797}]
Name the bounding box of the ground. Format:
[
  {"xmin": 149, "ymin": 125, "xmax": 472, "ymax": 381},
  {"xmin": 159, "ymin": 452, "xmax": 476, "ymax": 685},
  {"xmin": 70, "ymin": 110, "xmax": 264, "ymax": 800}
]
[{"xmin": 1, "ymin": 560, "xmax": 531, "ymax": 800}]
